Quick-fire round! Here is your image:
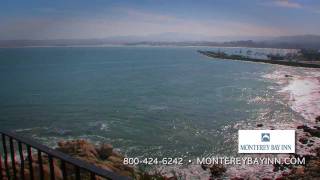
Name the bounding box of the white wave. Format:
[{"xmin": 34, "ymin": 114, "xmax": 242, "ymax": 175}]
[
  {"xmin": 281, "ymin": 77, "xmax": 320, "ymax": 121},
  {"xmin": 264, "ymin": 67, "xmax": 320, "ymax": 122}
]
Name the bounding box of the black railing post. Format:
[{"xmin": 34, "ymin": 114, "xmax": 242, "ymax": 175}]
[
  {"xmin": 48, "ymin": 155, "xmax": 55, "ymax": 180},
  {"xmin": 37, "ymin": 150, "xmax": 44, "ymax": 180},
  {"xmin": 75, "ymin": 166, "xmax": 81, "ymax": 180},
  {"xmin": 90, "ymin": 172, "xmax": 96, "ymax": 180},
  {"xmin": 0, "ymin": 155, "xmax": 3, "ymax": 180},
  {"xmin": 9, "ymin": 137, "xmax": 17, "ymax": 180},
  {"xmin": 27, "ymin": 145, "xmax": 34, "ymax": 180},
  {"xmin": 60, "ymin": 160, "xmax": 67, "ymax": 180},
  {"xmin": 18, "ymin": 142, "xmax": 25, "ymax": 180},
  {"xmin": 1, "ymin": 134, "xmax": 10, "ymax": 179}
]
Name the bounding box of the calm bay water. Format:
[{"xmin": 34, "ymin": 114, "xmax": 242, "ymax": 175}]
[{"xmin": 0, "ymin": 47, "xmax": 297, "ymax": 160}]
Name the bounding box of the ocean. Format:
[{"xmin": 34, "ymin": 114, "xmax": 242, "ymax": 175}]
[{"xmin": 0, "ymin": 46, "xmax": 303, "ymax": 169}]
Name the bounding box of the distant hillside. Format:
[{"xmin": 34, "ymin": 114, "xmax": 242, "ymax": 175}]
[
  {"xmin": 266, "ymin": 35, "xmax": 320, "ymax": 49},
  {"xmin": 273, "ymin": 35, "xmax": 320, "ymax": 43},
  {"xmin": 0, "ymin": 35, "xmax": 319, "ymax": 49},
  {"xmin": 126, "ymin": 37, "xmax": 320, "ymax": 49}
]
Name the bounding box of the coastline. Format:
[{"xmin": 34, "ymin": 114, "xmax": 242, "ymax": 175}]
[
  {"xmin": 211, "ymin": 66, "xmax": 320, "ymax": 179},
  {"xmin": 260, "ymin": 66, "xmax": 320, "ymax": 178},
  {"xmin": 198, "ymin": 50, "xmax": 320, "ymax": 68}
]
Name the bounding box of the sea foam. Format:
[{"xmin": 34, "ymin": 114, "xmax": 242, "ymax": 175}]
[{"xmin": 264, "ymin": 66, "xmax": 320, "ymax": 122}]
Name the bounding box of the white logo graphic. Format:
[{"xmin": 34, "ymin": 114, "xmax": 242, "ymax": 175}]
[{"xmin": 261, "ymin": 133, "xmax": 270, "ymax": 142}]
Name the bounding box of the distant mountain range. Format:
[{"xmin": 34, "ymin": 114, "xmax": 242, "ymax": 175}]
[
  {"xmin": 0, "ymin": 34, "xmax": 319, "ymax": 49},
  {"xmin": 273, "ymin": 35, "xmax": 320, "ymax": 44},
  {"xmin": 265, "ymin": 35, "xmax": 320, "ymax": 49},
  {"xmin": 101, "ymin": 32, "xmax": 271, "ymax": 42}
]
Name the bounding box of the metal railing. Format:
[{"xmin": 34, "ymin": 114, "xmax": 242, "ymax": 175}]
[{"xmin": 0, "ymin": 130, "xmax": 130, "ymax": 180}]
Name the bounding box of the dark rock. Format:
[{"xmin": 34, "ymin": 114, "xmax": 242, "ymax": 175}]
[
  {"xmin": 315, "ymin": 116, "xmax": 320, "ymax": 122},
  {"xmin": 312, "ymin": 147, "xmax": 320, "ymax": 157},
  {"xmin": 304, "ymin": 155, "xmax": 314, "ymax": 162},
  {"xmin": 209, "ymin": 164, "xmax": 226, "ymax": 177},
  {"xmin": 294, "ymin": 166, "xmax": 305, "ymax": 176},
  {"xmin": 201, "ymin": 163, "xmax": 208, "ymax": 170},
  {"xmin": 307, "ymin": 160, "xmax": 320, "ymax": 174},
  {"xmin": 299, "ymin": 137, "xmax": 308, "ymax": 144},
  {"xmin": 297, "ymin": 125, "xmax": 307, "ymax": 129},
  {"xmin": 168, "ymin": 177, "xmax": 179, "ymax": 180},
  {"xmin": 282, "ymin": 172, "xmax": 289, "ymax": 177},
  {"xmin": 274, "ymin": 163, "xmax": 280, "ymax": 172},
  {"xmin": 297, "ymin": 125, "xmax": 320, "ymax": 138},
  {"xmin": 257, "ymin": 123, "xmax": 263, "ymax": 127},
  {"xmin": 285, "ymin": 74, "xmax": 293, "ymax": 78},
  {"xmin": 305, "ymin": 128, "xmax": 320, "ymax": 138},
  {"xmin": 98, "ymin": 143, "xmax": 113, "ymax": 160},
  {"xmin": 230, "ymin": 177, "xmax": 244, "ymax": 180}
]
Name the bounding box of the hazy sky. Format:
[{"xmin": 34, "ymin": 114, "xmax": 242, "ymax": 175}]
[{"xmin": 0, "ymin": 0, "xmax": 320, "ymax": 40}]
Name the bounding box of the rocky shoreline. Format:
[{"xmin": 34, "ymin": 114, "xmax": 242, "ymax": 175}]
[
  {"xmin": 2, "ymin": 121, "xmax": 319, "ymax": 179},
  {"xmin": 25, "ymin": 118, "xmax": 318, "ymax": 180},
  {"xmin": 271, "ymin": 124, "xmax": 320, "ymax": 180},
  {"xmin": 51, "ymin": 122, "xmax": 320, "ymax": 179},
  {"xmin": 202, "ymin": 67, "xmax": 320, "ymax": 179},
  {"xmin": 56, "ymin": 140, "xmax": 178, "ymax": 179},
  {"xmin": 259, "ymin": 68, "xmax": 320, "ymax": 179}
]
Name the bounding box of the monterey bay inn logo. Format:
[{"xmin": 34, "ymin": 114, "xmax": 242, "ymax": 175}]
[
  {"xmin": 238, "ymin": 130, "xmax": 295, "ymax": 153},
  {"xmin": 261, "ymin": 133, "xmax": 270, "ymax": 142}
]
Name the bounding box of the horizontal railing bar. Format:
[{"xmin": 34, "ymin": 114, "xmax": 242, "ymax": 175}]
[{"xmin": 1, "ymin": 130, "xmax": 130, "ymax": 180}]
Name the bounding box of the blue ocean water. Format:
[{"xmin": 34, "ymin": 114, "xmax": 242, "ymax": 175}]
[{"xmin": 0, "ymin": 47, "xmax": 297, "ymax": 160}]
